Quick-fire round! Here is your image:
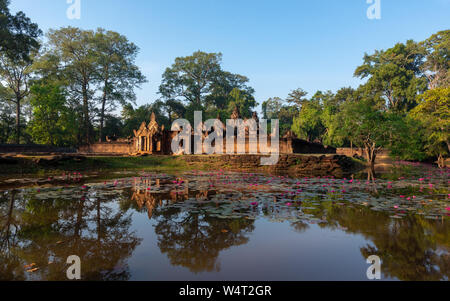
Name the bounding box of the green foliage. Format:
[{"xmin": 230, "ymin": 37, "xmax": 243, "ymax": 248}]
[
  {"xmin": 292, "ymin": 98, "xmax": 323, "ymax": 142},
  {"xmin": 0, "ymin": 45, "xmax": 35, "ymax": 144},
  {"xmin": 354, "ymin": 40, "xmax": 428, "ymax": 112},
  {"xmin": 159, "ymin": 51, "xmax": 256, "ymax": 121},
  {"xmin": 334, "ymin": 99, "xmax": 392, "ymax": 164},
  {"xmin": 291, "ymin": 90, "xmax": 345, "ymax": 144},
  {"xmin": 32, "ymin": 27, "xmax": 147, "ymax": 144},
  {"xmin": 0, "ymin": 0, "xmax": 41, "ymax": 62},
  {"xmin": 286, "ymin": 88, "xmax": 308, "ymax": 107},
  {"xmin": 420, "ymin": 30, "xmax": 450, "ymax": 89},
  {"xmin": 93, "ymin": 29, "xmax": 147, "ymax": 141},
  {"xmin": 0, "ymin": 1, "xmax": 40, "ymax": 144},
  {"xmin": 262, "ymin": 97, "xmax": 299, "ymax": 136},
  {"xmin": 262, "ymin": 97, "xmax": 283, "ymax": 119},
  {"xmin": 27, "ymin": 84, "xmax": 77, "ymax": 146},
  {"xmin": 226, "ymin": 88, "xmax": 256, "ymax": 119},
  {"xmin": 410, "ymin": 87, "xmax": 450, "ymax": 164},
  {"xmin": 101, "ymin": 115, "xmax": 124, "ymax": 139},
  {"xmin": 121, "ymin": 101, "xmax": 170, "ymax": 137},
  {"xmin": 0, "ymin": 84, "xmax": 14, "ymax": 143},
  {"xmin": 387, "ymin": 114, "xmax": 427, "ymax": 161}
]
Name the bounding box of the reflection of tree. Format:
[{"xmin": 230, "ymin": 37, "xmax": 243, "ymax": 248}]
[
  {"xmin": 0, "ymin": 189, "xmax": 141, "ymax": 280},
  {"xmin": 312, "ymin": 204, "xmax": 450, "ymax": 281},
  {"xmin": 153, "ymin": 207, "xmax": 255, "ymax": 273},
  {"xmin": 0, "ymin": 190, "xmax": 26, "ymax": 280},
  {"xmin": 128, "ymin": 179, "xmax": 254, "ymax": 274},
  {"xmin": 290, "ymin": 221, "xmax": 309, "ymax": 233}
]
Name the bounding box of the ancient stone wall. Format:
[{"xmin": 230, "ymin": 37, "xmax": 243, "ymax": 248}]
[
  {"xmin": 78, "ymin": 142, "xmax": 133, "ymax": 155},
  {"xmin": 79, "ymin": 137, "xmax": 334, "ymax": 156},
  {"xmin": 183, "ymin": 154, "xmax": 362, "ymax": 177},
  {"xmin": 0, "ymin": 144, "xmax": 76, "ymax": 154}
]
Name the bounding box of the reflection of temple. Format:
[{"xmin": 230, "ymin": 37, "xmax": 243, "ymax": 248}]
[
  {"xmin": 132, "ymin": 189, "xmax": 161, "ymax": 219},
  {"xmin": 132, "ymin": 179, "xmax": 213, "ymax": 219},
  {"xmin": 131, "ymin": 179, "xmax": 188, "ymax": 219}
]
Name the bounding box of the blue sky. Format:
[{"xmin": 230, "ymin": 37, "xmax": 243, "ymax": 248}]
[{"xmin": 9, "ymin": 0, "xmax": 450, "ymax": 112}]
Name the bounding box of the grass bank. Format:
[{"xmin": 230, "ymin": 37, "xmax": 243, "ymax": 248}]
[{"xmin": 0, "ymin": 155, "xmax": 206, "ymax": 177}]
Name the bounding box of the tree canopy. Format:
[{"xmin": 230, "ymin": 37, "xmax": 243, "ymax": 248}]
[{"xmin": 159, "ymin": 51, "xmax": 256, "ymax": 122}]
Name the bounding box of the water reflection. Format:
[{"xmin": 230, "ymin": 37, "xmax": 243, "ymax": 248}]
[
  {"xmin": 0, "ymin": 167, "xmax": 449, "ymax": 280},
  {"xmin": 321, "ymin": 205, "xmax": 449, "ymax": 281},
  {"xmin": 0, "ymin": 189, "xmax": 141, "ymax": 281}
]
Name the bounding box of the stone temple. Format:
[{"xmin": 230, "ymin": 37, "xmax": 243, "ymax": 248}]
[{"xmin": 79, "ymin": 109, "xmax": 336, "ymax": 155}]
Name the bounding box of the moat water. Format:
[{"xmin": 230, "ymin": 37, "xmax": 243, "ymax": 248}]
[{"xmin": 1, "ymin": 164, "xmax": 449, "ymax": 281}]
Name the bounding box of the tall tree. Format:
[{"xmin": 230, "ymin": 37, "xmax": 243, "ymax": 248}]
[
  {"xmin": 35, "ymin": 27, "xmax": 98, "ymax": 144},
  {"xmin": 164, "ymin": 99, "xmax": 186, "ymax": 124},
  {"xmin": 292, "ymin": 98, "xmax": 324, "ymax": 142},
  {"xmin": 354, "ymin": 40, "xmax": 428, "ymax": 112},
  {"xmin": 159, "ymin": 51, "xmax": 255, "ymax": 121},
  {"xmin": 27, "ymin": 84, "xmax": 78, "ymax": 146},
  {"xmin": 0, "ymin": 84, "xmax": 14, "ymax": 143},
  {"xmin": 262, "ymin": 97, "xmax": 284, "ymax": 119},
  {"xmin": 0, "ymin": 0, "xmax": 41, "ymax": 62},
  {"xmin": 410, "ymin": 87, "xmax": 450, "ymax": 168},
  {"xmin": 94, "ymin": 29, "xmax": 147, "ymax": 141},
  {"xmin": 0, "ymin": 53, "xmax": 34, "ymax": 143},
  {"xmin": 335, "ymin": 99, "xmax": 394, "ymax": 167},
  {"xmin": 159, "ymin": 51, "xmax": 223, "ymax": 108},
  {"xmin": 286, "ymin": 88, "xmax": 308, "ymax": 107},
  {"xmin": 0, "ymin": 0, "xmax": 41, "ymax": 143},
  {"xmin": 262, "ymin": 97, "xmax": 298, "ymax": 136},
  {"xmin": 226, "ymin": 88, "xmax": 256, "ymax": 119},
  {"xmin": 420, "ymin": 30, "xmax": 450, "ymax": 89}
]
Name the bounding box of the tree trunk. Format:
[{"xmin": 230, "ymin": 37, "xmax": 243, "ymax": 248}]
[
  {"xmin": 15, "ymin": 96, "xmax": 21, "ymax": 144},
  {"xmin": 437, "ymin": 154, "xmax": 445, "ymax": 169},
  {"xmin": 364, "ymin": 143, "xmax": 377, "ymax": 168},
  {"xmin": 3, "ymin": 192, "xmax": 16, "ymax": 246},
  {"xmin": 99, "ymin": 73, "xmax": 109, "ymax": 142},
  {"xmin": 82, "ymin": 83, "xmax": 90, "ymax": 144},
  {"xmin": 99, "ymin": 93, "xmax": 106, "ymax": 142}
]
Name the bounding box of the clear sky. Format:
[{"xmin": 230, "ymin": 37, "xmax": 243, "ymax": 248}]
[{"xmin": 9, "ymin": 0, "xmax": 450, "ymax": 111}]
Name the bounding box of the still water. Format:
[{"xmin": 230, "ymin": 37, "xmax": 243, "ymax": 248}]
[{"xmin": 1, "ymin": 166, "xmax": 449, "ymax": 281}]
